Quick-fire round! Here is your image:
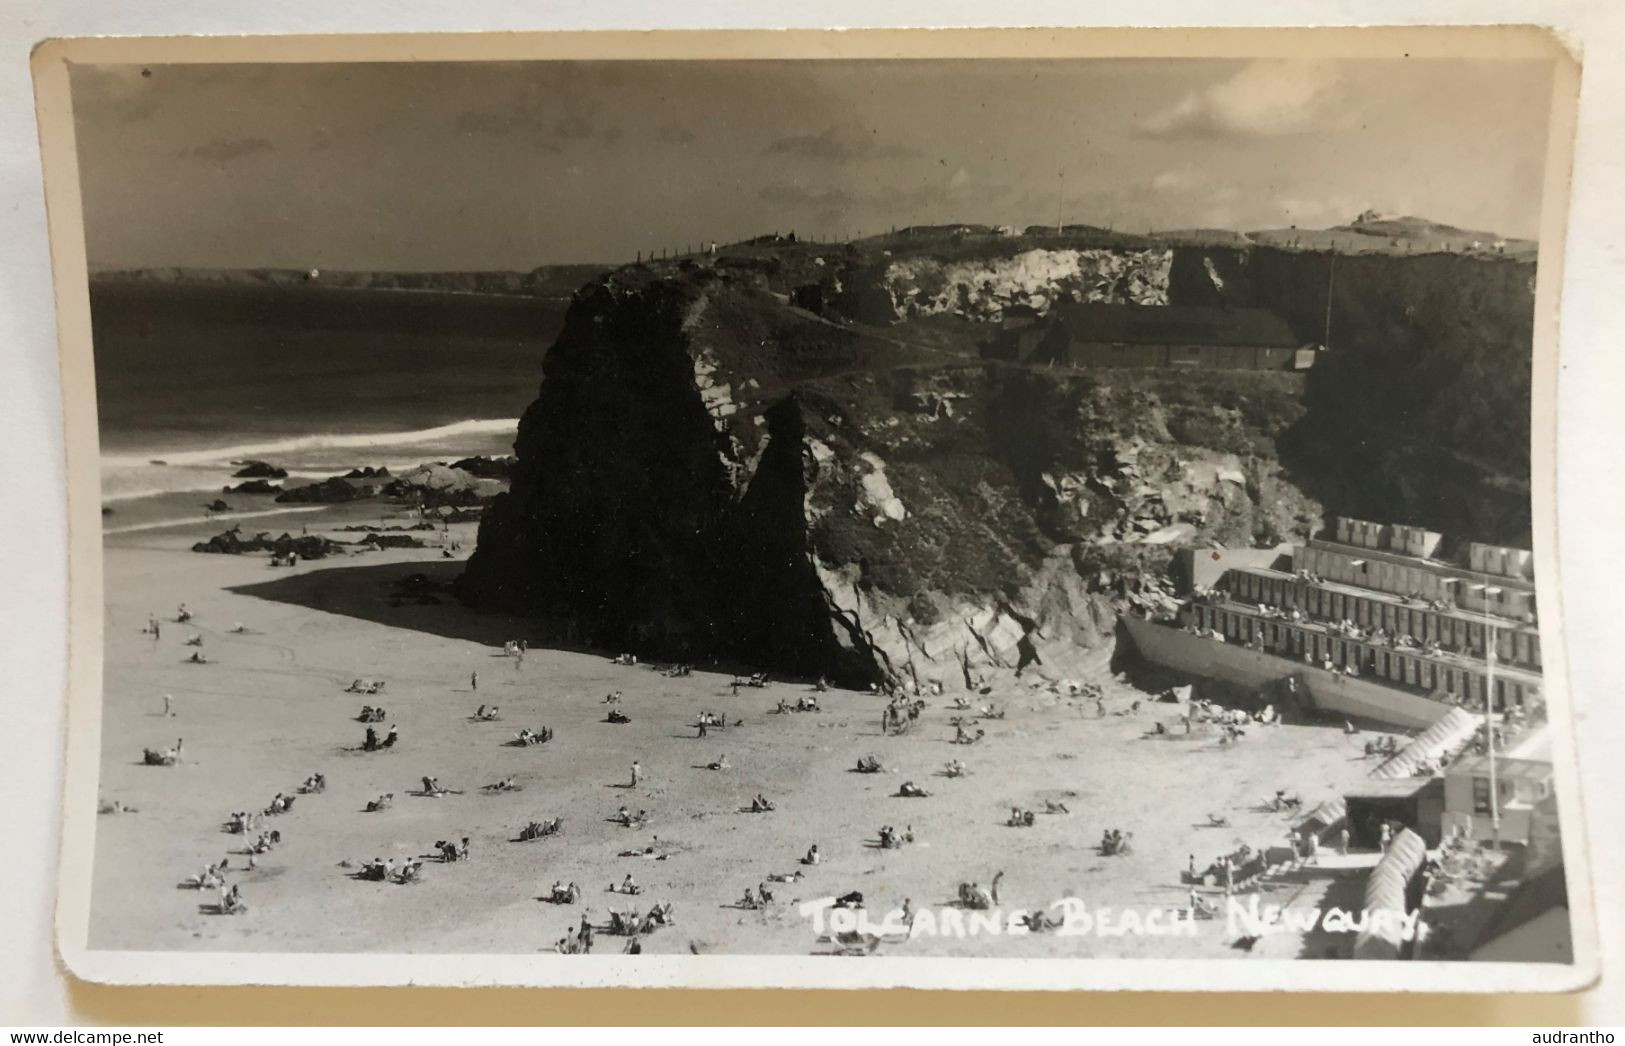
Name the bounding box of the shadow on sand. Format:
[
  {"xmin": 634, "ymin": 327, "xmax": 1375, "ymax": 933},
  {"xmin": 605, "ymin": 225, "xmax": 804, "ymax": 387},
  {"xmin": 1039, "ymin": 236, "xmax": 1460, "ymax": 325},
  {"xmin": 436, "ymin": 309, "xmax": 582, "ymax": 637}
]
[{"xmin": 226, "ymin": 559, "xmax": 552, "ymax": 649}]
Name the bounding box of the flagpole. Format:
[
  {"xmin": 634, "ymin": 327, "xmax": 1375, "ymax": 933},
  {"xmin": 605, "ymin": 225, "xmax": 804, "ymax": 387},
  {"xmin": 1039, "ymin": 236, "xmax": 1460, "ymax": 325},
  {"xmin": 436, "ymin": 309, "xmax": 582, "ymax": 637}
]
[{"xmin": 1483, "ymin": 576, "xmax": 1501, "ymax": 852}]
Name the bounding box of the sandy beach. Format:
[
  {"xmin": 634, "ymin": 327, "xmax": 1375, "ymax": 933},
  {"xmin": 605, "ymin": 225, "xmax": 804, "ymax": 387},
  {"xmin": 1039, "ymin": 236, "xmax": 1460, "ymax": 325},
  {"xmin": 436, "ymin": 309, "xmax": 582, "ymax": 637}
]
[{"xmin": 87, "ymin": 500, "xmax": 1385, "ymax": 960}]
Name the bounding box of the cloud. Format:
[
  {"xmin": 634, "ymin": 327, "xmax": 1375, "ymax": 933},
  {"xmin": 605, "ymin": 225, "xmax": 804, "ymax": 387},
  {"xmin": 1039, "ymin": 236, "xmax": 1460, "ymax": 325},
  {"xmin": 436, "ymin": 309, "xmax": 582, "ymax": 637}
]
[
  {"xmin": 1151, "ymin": 169, "xmax": 1199, "ymax": 192},
  {"xmin": 759, "ymin": 184, "xmax": 856, "ymax": 208},
  {"xmin": 758, "ymin": 167, "xmax": 1006, "ymax": 218},
  {"xmin": 187, "ymin": 137, "xmax": 273, "ymax": 163},
  {"xmin": 765, "ymin": 125, "xmax": 919, "ymax": 161},
  {"xmin": 1141, "ymin": 61, "xmax": 1343, "ymax": 139}
]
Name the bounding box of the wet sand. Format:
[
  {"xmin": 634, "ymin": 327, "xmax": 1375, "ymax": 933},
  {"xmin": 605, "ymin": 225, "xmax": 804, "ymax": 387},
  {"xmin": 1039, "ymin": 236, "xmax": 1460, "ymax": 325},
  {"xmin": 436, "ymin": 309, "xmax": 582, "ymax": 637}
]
[{"xmin": 91, "ymin": 504, "xmax": 1379, "ymax": 958}]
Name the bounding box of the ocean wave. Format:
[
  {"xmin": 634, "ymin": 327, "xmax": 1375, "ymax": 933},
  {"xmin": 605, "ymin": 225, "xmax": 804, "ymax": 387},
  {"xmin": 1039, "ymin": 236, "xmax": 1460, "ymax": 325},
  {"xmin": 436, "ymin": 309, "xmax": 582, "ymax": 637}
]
[
  {"xmin": 103, "ymin": 505, "xmax": 332, "ymax": 536},
  {"xmin": 99, "ymin": 419, "xmax": 520, "ymax": 503},
  {"xmin": 101, "ymin": 418, "xmax": 520, "ymax": 470}
]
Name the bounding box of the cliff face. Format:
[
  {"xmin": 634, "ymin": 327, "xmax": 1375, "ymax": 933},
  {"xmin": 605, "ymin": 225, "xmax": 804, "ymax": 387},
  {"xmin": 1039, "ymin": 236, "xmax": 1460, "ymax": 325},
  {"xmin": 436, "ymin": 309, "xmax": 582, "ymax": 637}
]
[
  {"xmin": 1170, "ymin": 246, "xmax": 1535, "ymax": 543},
  {"xmin": 462, "ymin": 262, "xmax": 1315, "ymax": 686},
  {"xmin": 460, "ymin": 237, "xmax": 1536, "ymax": 685}
]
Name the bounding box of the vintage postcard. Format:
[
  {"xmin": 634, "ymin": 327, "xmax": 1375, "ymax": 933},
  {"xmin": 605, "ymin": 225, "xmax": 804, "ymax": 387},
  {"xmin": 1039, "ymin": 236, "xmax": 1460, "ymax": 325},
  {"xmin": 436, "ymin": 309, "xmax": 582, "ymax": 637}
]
[{"xmin": 35, "ymin": 27, "xmax": 1598, "ymax": 991}]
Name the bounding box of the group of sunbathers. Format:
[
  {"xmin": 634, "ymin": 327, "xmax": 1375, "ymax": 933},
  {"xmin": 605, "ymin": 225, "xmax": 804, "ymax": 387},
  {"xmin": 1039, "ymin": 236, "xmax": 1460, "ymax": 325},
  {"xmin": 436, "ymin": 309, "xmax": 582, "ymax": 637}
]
[
  {"xmin": 881, "ymin": 698, "xmax": 926, "ymax": 735},
  {"xmin": 361, "ymin": 724, "xmax": 399, "ymax": 751},
  {"xmin": 365, "ymin": 792, "xmax": 394, "ymax": 812},
  {"xmin": 1100, "ymin": 828, "xmax": 1132, "ymax": 855},
  {"xmin": 420, "ymin": 776, "xmax": 457, "ymax": 797},
  {"xmin": 1363, "ymin": 734, "xmax": 1402, "ymax": 759},
  {"xmin": 473, "ymin": 704, "xmax": 500, "ymax": 721},
  {"xmin": 518, "ymin": 817, "xmax": 562, "ymax": 841},
  {"xmin": 358, "ymin": 856, "xmax": 423, "ymax": 884},
  {"xmin": 748, "ymin": 793, "xmax": 775, "ymax": 812},
  {"xmin": 216, "ymin": 882, "xmax": 245, "ymax": 914},
  {"xmin": 1269, "ymin": 789, "xmax": 1303, "ymax": 812},
  {"xmin": 957, "ymin": 873, "xmax": 1002, "ymax": 910},
  {"xmin": 345, "ymin": 678, "xmax": 386, "ymax": 694},
  {"xmin": 877, "ymin": 824, "xmax": 914, "ymax": 850},
  {"xmin": 514, "ymin": 726, "xmax": 553, "ymax": 746},
  {"xmin": 613, "ymin": 806, "xmax": 649, "ymax": 828},
  {"xmin": 299, "ymin": 772, "xmax": 327, "ymax": 794},
  {"xmin": 545, "ymin": 880, "xmax": 582, "ymax": 904},
  {"xmin": 737, "ymin": 883, "xmax": 776, "ymax": 908},
  {"xmin": 356, "ymin": 705, "xmax": 387, "ymax": 723},
  {"xmin": 433, "ymin": 837, "xmax": 471, "ymax": 862},
  {"xmin": 183, "ymin": 858, "xmax": 230, "ymax": 890}
]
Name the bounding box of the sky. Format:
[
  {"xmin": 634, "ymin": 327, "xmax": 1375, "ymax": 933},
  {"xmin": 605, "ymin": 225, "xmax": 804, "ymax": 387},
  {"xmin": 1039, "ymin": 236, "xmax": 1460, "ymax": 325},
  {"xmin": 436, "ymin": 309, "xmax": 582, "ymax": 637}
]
[{"xmin": 69, "ymin": 57, "xmax": 1558, "ymax": 271}]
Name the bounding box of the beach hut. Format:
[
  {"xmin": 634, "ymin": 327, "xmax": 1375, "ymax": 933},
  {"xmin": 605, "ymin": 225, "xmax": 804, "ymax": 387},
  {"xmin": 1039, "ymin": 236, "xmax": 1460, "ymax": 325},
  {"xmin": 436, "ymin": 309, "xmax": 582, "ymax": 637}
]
[{"xmin": 1354, "ymin": 827, "xmax": 1428, "ymax": 960}]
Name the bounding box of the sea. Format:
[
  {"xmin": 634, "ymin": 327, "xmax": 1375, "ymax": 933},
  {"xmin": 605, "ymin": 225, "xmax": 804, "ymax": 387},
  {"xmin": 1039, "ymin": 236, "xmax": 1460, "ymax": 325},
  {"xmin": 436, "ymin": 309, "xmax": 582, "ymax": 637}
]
[{"xmin": 91, "ymin": 279, "xmax": 571, "ymax": 534}]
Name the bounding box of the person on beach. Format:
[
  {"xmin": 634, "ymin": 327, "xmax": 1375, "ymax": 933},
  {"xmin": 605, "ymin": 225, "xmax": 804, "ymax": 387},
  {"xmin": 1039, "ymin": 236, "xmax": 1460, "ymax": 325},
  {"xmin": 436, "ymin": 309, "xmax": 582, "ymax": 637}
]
[
  {"xmin": 471, "ymin": 671, "xmax": 478, "ymax": 692},
  {"xmin": 383, "ymin": 724, "xmax": 399, "ymax": 748},
  {"xmin": 162, "ymin": 694, "xmax": 173, "ymax": 718},
  {"xmin": 629, "ymin": 761, "xmax": 642, "ymax": 788}
]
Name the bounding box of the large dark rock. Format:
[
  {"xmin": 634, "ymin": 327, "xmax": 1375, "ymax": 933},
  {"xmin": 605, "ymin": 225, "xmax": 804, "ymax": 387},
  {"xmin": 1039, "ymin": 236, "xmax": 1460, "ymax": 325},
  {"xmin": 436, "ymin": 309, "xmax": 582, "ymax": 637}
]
[{"xmin": 460, "ymin": 238, "xmax": 1537, "ymax": 687}]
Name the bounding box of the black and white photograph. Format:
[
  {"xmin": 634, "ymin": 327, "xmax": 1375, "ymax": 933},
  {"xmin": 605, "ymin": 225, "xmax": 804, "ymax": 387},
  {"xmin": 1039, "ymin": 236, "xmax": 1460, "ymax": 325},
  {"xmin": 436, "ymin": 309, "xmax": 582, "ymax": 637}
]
[{"xmin": 35, "ymin": 28, "xmax": 1595, "ymax": 992}]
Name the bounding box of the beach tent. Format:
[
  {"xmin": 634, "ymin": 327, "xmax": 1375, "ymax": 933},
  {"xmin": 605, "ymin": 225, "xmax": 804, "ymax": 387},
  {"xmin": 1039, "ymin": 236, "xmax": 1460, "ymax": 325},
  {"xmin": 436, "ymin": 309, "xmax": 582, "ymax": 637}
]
[
  {"xmin": 1372, "ymin": 707, "xmax": 1477, "ymax": 780},
  {"xmin": 1353, "ymin": 828, "xmax": 1428, "ymax": 960}
]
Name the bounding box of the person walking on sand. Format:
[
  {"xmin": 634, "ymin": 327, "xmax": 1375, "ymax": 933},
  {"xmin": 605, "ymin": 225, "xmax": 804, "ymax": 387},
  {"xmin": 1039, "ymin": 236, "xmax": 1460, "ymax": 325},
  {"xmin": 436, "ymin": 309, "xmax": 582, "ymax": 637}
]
[
  {"xmin": 162, "ymin": 693, "xmax": 173, "ymax": 718},
  {"xmin": 630, "ymin": 761, "xmax": 642, "ymax": 788},
  {"xmin": 471, "ymin": 671, "xmax": 479, "ymax": 692}
]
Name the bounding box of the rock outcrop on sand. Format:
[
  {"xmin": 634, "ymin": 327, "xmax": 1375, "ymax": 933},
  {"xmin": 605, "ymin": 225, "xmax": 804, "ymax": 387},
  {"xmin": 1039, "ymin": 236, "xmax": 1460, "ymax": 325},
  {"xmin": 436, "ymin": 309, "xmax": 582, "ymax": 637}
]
[
  {"xmin": 460, "ymin": 228, "xmax": 1537, "ymax": 688},
  {"xmin": 192, "ymin": 529, "xmax": 347, "ymax": 558},
  {"xmin": 223, "ymin": 479, "xmax": 284, "ymax": 495},
  {"xmin": 450, "ymin": 455, "xmax": 517, "ymax": 478},
  {"xmin": 231, "ymin": 460, "xmax": 288, "ymax": 479},
  {"xmin": 275, "ymin": 476, "xmax": 383, "ymax": 504}
]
